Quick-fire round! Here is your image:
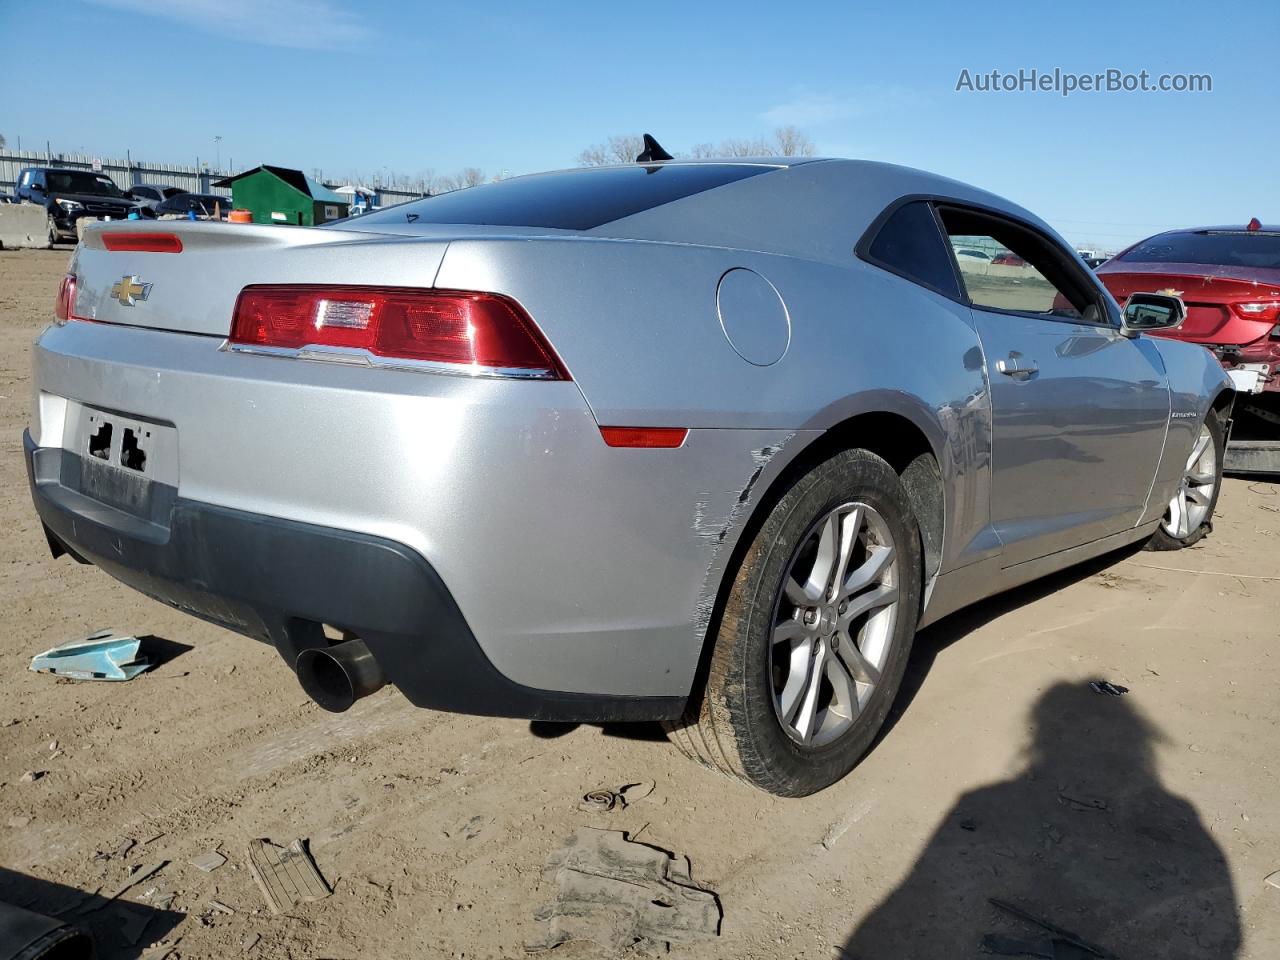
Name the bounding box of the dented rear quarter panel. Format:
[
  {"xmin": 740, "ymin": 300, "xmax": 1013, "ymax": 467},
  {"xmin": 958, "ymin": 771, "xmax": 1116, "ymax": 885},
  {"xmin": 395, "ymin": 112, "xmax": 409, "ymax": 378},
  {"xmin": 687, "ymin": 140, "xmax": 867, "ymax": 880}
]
[{"xmin": 434, "ymin": 233, "xmax": 994, "ymax": 578}]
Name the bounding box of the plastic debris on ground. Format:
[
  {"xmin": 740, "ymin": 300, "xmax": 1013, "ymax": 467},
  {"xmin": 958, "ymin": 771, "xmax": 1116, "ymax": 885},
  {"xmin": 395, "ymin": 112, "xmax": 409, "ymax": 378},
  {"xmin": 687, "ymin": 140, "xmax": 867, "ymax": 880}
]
[
  {"xmin": 1088, "ymin": 681, "xmax": 1129, "ymax": 697},
  {"xmin": 527, "ymin": 828, "xmax": 721, "ymax": 955},
  {"xmin": 29, "ymin": 630, "xmax": 152, "ymax": 681},
  {"xmin": 1265, "ymin": 870, "xmax": 1280, "ymax": 890},
  {"xmin": 246, "ymin": 839, "xmax": 331, "ymax": 915},
  {"xmin": 188, "ymin": 851, "xmax": 226, "ymax": 872}
]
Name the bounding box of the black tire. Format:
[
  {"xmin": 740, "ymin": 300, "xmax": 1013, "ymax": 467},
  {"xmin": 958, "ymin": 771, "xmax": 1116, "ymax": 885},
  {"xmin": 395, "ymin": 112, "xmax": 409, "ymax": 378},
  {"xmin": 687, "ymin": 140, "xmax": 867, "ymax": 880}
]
[
  {"xmin": 1144, "ymin": 411, "xmax": 1225, "ymax": 551},
  {"xmin": 666, "ymin": 449, "xmax": 923, "ymax": 797}
]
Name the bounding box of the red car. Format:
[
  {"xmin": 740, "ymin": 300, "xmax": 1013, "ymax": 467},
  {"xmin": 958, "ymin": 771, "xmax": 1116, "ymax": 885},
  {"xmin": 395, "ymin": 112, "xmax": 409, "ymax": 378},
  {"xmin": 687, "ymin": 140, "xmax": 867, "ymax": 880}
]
[
  {"xmin": 990, "ymin": 252, "xmax": 1026, "ymax": 267},
  {"xmin": 1096, "ymin": 220, "xmax": 1280, "ymax": 425}
]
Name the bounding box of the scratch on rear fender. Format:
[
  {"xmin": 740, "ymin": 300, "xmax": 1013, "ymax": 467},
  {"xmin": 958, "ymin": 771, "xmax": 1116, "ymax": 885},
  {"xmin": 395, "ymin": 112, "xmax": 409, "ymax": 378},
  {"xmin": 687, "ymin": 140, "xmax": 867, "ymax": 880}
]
[{"xmin": 690, "ymin": 434, "xmax": 796, "ymax": 641}]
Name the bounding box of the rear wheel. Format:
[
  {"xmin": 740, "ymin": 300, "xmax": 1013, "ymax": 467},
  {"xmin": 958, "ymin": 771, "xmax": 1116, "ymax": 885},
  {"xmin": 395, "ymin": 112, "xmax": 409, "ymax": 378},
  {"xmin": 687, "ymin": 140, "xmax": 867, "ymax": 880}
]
[
  {"xmin": 1145, "ymin": 412, "xmax": 1224, "ymax": 551},
  {"xmin": 667, "ymin": 449, "xmax": 922, "ymax": 796}
]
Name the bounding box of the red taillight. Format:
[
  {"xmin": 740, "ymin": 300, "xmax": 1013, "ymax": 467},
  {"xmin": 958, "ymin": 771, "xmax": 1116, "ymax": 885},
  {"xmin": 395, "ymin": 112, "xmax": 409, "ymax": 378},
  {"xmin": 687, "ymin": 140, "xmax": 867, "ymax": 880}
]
[
  {"xmin": 54, "ymin": 273, "xmax": 77, "ymax": 322},
  {"xmin": 1230, "ymin": 301, "xmax": 1280, "ymax": 323},
  {"xmin": 229, "ymin": 286, "xmax": 568, "ymax": 379},
  {"xmin": 599, "ymin": 426, "xmax": 689, "ymax": 448},
  {"xmin": 101, "ymin": 232, "xmax": 183, "ymax": 253}
]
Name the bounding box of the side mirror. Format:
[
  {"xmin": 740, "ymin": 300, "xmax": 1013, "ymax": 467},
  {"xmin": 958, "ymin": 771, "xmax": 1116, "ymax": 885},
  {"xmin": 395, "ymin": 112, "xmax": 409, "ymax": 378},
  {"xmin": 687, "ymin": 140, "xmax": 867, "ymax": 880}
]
[
  {"xmin": 30, "ymin": 183, "xmax": 45, "ymax": 193},
  {"xmin": 1121, "ymin": 292, "xmax": 1185, "ymax": 337}
]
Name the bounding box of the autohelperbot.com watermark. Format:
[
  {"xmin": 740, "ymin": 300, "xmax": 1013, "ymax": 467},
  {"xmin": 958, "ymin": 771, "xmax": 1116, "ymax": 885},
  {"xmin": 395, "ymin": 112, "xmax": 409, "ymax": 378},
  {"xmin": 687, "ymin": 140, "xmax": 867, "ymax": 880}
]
[{"xmin": 955, "ymin": 68, "xmax": 1212, "ymax": 97}]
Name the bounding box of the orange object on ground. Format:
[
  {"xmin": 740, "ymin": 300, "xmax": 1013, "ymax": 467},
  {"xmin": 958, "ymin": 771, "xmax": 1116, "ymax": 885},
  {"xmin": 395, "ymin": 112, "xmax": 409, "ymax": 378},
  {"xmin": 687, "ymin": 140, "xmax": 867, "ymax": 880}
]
[{"xmin": 228, "ymin": 209, "xmax": 253, "ymax": 223}]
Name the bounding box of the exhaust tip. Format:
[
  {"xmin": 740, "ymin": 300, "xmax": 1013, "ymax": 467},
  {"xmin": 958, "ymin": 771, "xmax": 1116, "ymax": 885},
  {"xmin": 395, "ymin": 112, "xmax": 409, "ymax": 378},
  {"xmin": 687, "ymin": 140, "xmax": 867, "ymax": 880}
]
[{"xmin": 296, "ymin": 638, "xmax": 386, "ymax": 713}]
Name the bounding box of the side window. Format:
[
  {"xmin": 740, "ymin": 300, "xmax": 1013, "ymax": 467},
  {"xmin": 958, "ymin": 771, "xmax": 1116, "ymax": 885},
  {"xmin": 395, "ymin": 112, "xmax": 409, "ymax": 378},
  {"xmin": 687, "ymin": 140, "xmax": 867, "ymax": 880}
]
[
  {"xmin": 864, "ymin": 201, "xmax": 961, "ymax": 299},
  {"xmin": 938, "ymin": 207, "xmax": 1098, "ymax": 322},
  {"xmin": 136, "ymin": 187, "xmax": 157, "ymax": 200}
]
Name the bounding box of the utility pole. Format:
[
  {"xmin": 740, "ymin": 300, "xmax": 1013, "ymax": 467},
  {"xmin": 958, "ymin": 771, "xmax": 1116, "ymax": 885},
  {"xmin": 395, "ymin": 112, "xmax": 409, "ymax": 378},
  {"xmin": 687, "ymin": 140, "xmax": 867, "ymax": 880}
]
[{"xmin": 214, "ymin": 135, "xmax": 222, "ymax": 171}]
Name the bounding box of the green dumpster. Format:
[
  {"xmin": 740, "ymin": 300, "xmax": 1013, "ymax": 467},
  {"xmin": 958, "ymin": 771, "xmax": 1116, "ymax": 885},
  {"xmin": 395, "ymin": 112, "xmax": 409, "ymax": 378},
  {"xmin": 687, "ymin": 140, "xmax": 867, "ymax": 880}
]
[{"xmin": 214, "ymin": 165, "xmax": 349, "ymax": 226}]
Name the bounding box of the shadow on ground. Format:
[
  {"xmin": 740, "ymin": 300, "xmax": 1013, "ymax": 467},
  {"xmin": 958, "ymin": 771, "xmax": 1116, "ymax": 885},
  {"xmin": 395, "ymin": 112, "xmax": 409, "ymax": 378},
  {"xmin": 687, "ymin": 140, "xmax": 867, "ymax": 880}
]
[
  {"xmin": 884, "ymin": 543, "xmax": 1144, "ymax": 739},
  {"xmin": 839, "ymin": 681, "xmax": 1240, "ymax": 959},
  {"xmin": 0, "ymin": 869, "xmax": 183, "ymax": 960},
  {"xmin": 137, "ymin": 635, "xmax": 194, "ymax": 670}
]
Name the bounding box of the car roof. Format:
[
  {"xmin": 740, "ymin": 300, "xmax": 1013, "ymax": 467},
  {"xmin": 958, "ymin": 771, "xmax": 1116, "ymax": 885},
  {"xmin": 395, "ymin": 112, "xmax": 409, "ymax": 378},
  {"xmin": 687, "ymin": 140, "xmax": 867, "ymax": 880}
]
[
  {"xmin": 1157, "ymin": 224, "xmax": 1280, "ymax": 235},
  {"xmin": 584, "ymin": 158, "xmax": 1064, "ymax": 267}
]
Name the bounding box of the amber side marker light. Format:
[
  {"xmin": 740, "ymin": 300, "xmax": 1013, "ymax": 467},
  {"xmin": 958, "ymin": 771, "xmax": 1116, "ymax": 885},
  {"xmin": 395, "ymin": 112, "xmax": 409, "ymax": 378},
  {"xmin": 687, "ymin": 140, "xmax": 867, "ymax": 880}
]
[
  {"xmin": 599, "ymin": 426, "xmax": 689, "ymax": 449},
  {"xmin": 101, "ymin": 232, "xmax": 184, "ymax": 253}
]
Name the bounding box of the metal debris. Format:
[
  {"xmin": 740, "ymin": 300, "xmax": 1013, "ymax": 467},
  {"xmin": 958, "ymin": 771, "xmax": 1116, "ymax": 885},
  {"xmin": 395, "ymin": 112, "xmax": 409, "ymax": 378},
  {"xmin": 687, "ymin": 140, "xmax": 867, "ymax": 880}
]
[
  {"xmin": 29, "ymin": 630, "xmax": 152, "ymax": 681},
  {"xmin": 140, "ymin": 886, "xmax": 176, "ymax": 911},
  {"xmin": 189, "ymin": 850, "xmax": 227, "ymax": 872},
  {"xmin": 527, "ymin": 828, "xmax": 721, "ymax": 955},
  {"xmin": 577, "ymin": 779, "xmax": 657, "ymax": 813},
  {"xmin": 1088, "ymin": 681, "xmax": 1129, "ymax": 697},
  {"xmin": 1057, "ymin": 792, "xmax": 1108, "ymax": 812},
  {"xmin": 245, "ymin": 838, "xmax": 331, "ymax": 915},
  {"xmin": 988, "ymin": 898, "xmax": 1114, "ymax": 959},
  {"xmin": 579, "ymin": 789, "xmax": 619, "ymax": 813},
  {"xmin": 78, "ymin": 861, "xmax": 168, "ymax": 914},
  {"xmin": 981, "ymin": 933, "xmax": 1056, "ymax": 957}
]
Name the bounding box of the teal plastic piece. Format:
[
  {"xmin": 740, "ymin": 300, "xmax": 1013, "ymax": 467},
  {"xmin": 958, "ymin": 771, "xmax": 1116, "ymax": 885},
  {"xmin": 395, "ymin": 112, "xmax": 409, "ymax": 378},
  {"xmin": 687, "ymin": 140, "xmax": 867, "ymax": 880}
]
[{"xmin": 29, "ymin": 630, "xmax": 151, "ymax": 681}]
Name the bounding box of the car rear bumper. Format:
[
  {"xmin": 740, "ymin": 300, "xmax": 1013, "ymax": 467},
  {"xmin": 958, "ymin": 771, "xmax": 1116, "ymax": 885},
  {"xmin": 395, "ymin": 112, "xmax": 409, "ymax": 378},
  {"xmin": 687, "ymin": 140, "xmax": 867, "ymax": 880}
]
[
  {"xmin": 28, "ymin": 319, "xmax": 807, "ymax": 715},
  {"xmin": 24, "ymin": 430, "xmax": 683, "ymax": 721}
]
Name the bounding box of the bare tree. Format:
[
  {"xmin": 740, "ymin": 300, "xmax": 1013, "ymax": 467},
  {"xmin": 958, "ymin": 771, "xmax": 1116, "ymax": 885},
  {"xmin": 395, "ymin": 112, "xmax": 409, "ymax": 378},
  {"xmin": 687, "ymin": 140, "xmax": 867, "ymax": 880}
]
[
  {"xmin": 716, "ymin": 137, "xmax": 769, "ymax": 157},
  {"xmin": 434, "ymin": 168, "xmax": 488, "ymax": 193},
  {"xmin": 771, "ymin": 125, "xmax": 815, "ymax": 157},
  {"xmin": 0, "ymin": 133, "xmax": 6, "ymax": 150},
  {"xmin": 577, "ymin": 134, "xmax": 646, "ymax": 166},
  {"xmin": 582, "ymin": 127, "xmax": 815, "ymax": 164}
]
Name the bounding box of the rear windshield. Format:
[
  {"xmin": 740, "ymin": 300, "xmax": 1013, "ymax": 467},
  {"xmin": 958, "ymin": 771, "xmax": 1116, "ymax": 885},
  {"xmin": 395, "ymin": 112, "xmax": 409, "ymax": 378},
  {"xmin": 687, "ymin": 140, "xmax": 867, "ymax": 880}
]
[
  {"xmin": 45, "ymin": 170, "xmax": 127, "ymax": 198},
  {"xmin": 351, "ymin": 164, "xmax": 777, "ymax": 231},
  {"xmin": 1117, "ymin": 231, "xmax": 1280, "ymax": 269}
]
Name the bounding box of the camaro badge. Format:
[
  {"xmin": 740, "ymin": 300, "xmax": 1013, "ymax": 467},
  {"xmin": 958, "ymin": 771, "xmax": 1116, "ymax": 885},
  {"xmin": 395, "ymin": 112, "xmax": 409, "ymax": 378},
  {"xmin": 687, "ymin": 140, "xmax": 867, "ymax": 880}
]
[{"xmin": 110, "ymin": 275, "xmax": 152, "ymax": 306}]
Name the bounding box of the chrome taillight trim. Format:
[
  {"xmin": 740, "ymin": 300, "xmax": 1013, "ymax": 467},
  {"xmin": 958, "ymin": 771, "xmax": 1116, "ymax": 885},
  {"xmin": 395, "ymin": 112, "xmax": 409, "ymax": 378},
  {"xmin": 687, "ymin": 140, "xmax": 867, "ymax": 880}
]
[{"xmin": 221, "ymin": 341, "xmax": 559, "ymax": 380}]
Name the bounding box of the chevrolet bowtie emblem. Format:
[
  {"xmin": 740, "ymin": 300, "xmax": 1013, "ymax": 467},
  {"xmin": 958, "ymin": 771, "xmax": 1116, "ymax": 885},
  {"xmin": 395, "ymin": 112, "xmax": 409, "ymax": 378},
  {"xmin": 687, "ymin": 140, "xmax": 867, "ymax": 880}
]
[
  {"xmin": 1155, "ymin": 287, "xmax": 1184, "ymax": 298},
  {"xmin": 110, "ymin": 275, "xmax": 152, "ymax": 306}
]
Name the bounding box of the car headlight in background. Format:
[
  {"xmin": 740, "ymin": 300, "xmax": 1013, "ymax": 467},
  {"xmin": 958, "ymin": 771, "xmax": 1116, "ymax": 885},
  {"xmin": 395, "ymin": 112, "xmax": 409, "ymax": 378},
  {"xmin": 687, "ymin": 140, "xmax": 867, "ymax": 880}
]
[{"xmin": 54, "ymin": 199, "xmax": 84, "ymax": 212}]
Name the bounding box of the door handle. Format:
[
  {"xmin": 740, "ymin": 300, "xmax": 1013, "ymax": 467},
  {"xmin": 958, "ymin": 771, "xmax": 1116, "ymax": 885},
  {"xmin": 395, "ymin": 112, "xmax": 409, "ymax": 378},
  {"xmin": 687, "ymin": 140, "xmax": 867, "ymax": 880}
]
[{"xmin": 996, "ymin": 356, "xmax": 1038, "ymax": 377}]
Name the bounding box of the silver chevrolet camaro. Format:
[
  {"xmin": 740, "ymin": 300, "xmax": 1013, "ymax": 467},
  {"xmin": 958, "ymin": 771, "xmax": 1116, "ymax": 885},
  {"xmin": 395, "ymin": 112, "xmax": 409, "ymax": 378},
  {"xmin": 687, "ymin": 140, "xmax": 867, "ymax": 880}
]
[{"xmin": 24, "ymin": 155, "xmax": 1231, "ymax": 796}]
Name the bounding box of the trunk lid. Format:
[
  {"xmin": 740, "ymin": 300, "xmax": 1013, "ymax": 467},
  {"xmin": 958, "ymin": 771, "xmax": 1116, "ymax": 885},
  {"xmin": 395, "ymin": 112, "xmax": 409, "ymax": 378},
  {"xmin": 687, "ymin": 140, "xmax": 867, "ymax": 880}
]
[
  {"xmin": 72, "ymin": 220, "xmax": 452, "ymax": 336},
  {"xmin": 1096, "ymin": 264, "xmax": 1280, "ymax": 345}
]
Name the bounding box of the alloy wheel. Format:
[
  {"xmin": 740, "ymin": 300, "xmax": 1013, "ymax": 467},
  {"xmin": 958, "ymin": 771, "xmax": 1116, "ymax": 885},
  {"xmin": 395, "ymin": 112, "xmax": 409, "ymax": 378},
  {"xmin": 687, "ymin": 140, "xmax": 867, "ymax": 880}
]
[
  {"xmin": 1163, "ymin": 423, "xmax": 1217, "ymax": 539},
  {"xmin": 770, "ymin": 502, "xmax": 900, "ymax": 747}
]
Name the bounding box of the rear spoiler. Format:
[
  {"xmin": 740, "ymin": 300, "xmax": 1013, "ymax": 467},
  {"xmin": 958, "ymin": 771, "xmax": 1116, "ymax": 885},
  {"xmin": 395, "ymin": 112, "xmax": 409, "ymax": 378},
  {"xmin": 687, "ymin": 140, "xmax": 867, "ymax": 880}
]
[{"xmin": 80, "ymin": 219, "xmax": 370, "ymax": 253}]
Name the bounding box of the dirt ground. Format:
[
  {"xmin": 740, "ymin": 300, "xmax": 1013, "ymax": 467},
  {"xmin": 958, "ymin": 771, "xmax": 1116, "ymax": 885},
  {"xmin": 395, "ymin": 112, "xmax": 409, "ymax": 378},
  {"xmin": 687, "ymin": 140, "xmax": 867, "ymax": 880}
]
[{"xmin": 1, "ymin": 248, "xmax": 1278, "ymax": 959}]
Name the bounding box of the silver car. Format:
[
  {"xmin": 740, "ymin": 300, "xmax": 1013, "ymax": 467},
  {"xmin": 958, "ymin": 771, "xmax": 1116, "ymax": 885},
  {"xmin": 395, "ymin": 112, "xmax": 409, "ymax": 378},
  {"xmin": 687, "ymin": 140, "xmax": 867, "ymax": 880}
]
[{"xmin": 24, "ymin": 157, "xmax": 1231, "ymax": 796}]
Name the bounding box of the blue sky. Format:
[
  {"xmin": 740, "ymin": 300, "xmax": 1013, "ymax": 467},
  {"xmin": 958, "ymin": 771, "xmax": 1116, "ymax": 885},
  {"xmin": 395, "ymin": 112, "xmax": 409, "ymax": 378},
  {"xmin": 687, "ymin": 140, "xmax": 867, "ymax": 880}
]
[{"xmin": 2, "ymin": 0, "xmax": 1274, "ymax": 249}]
